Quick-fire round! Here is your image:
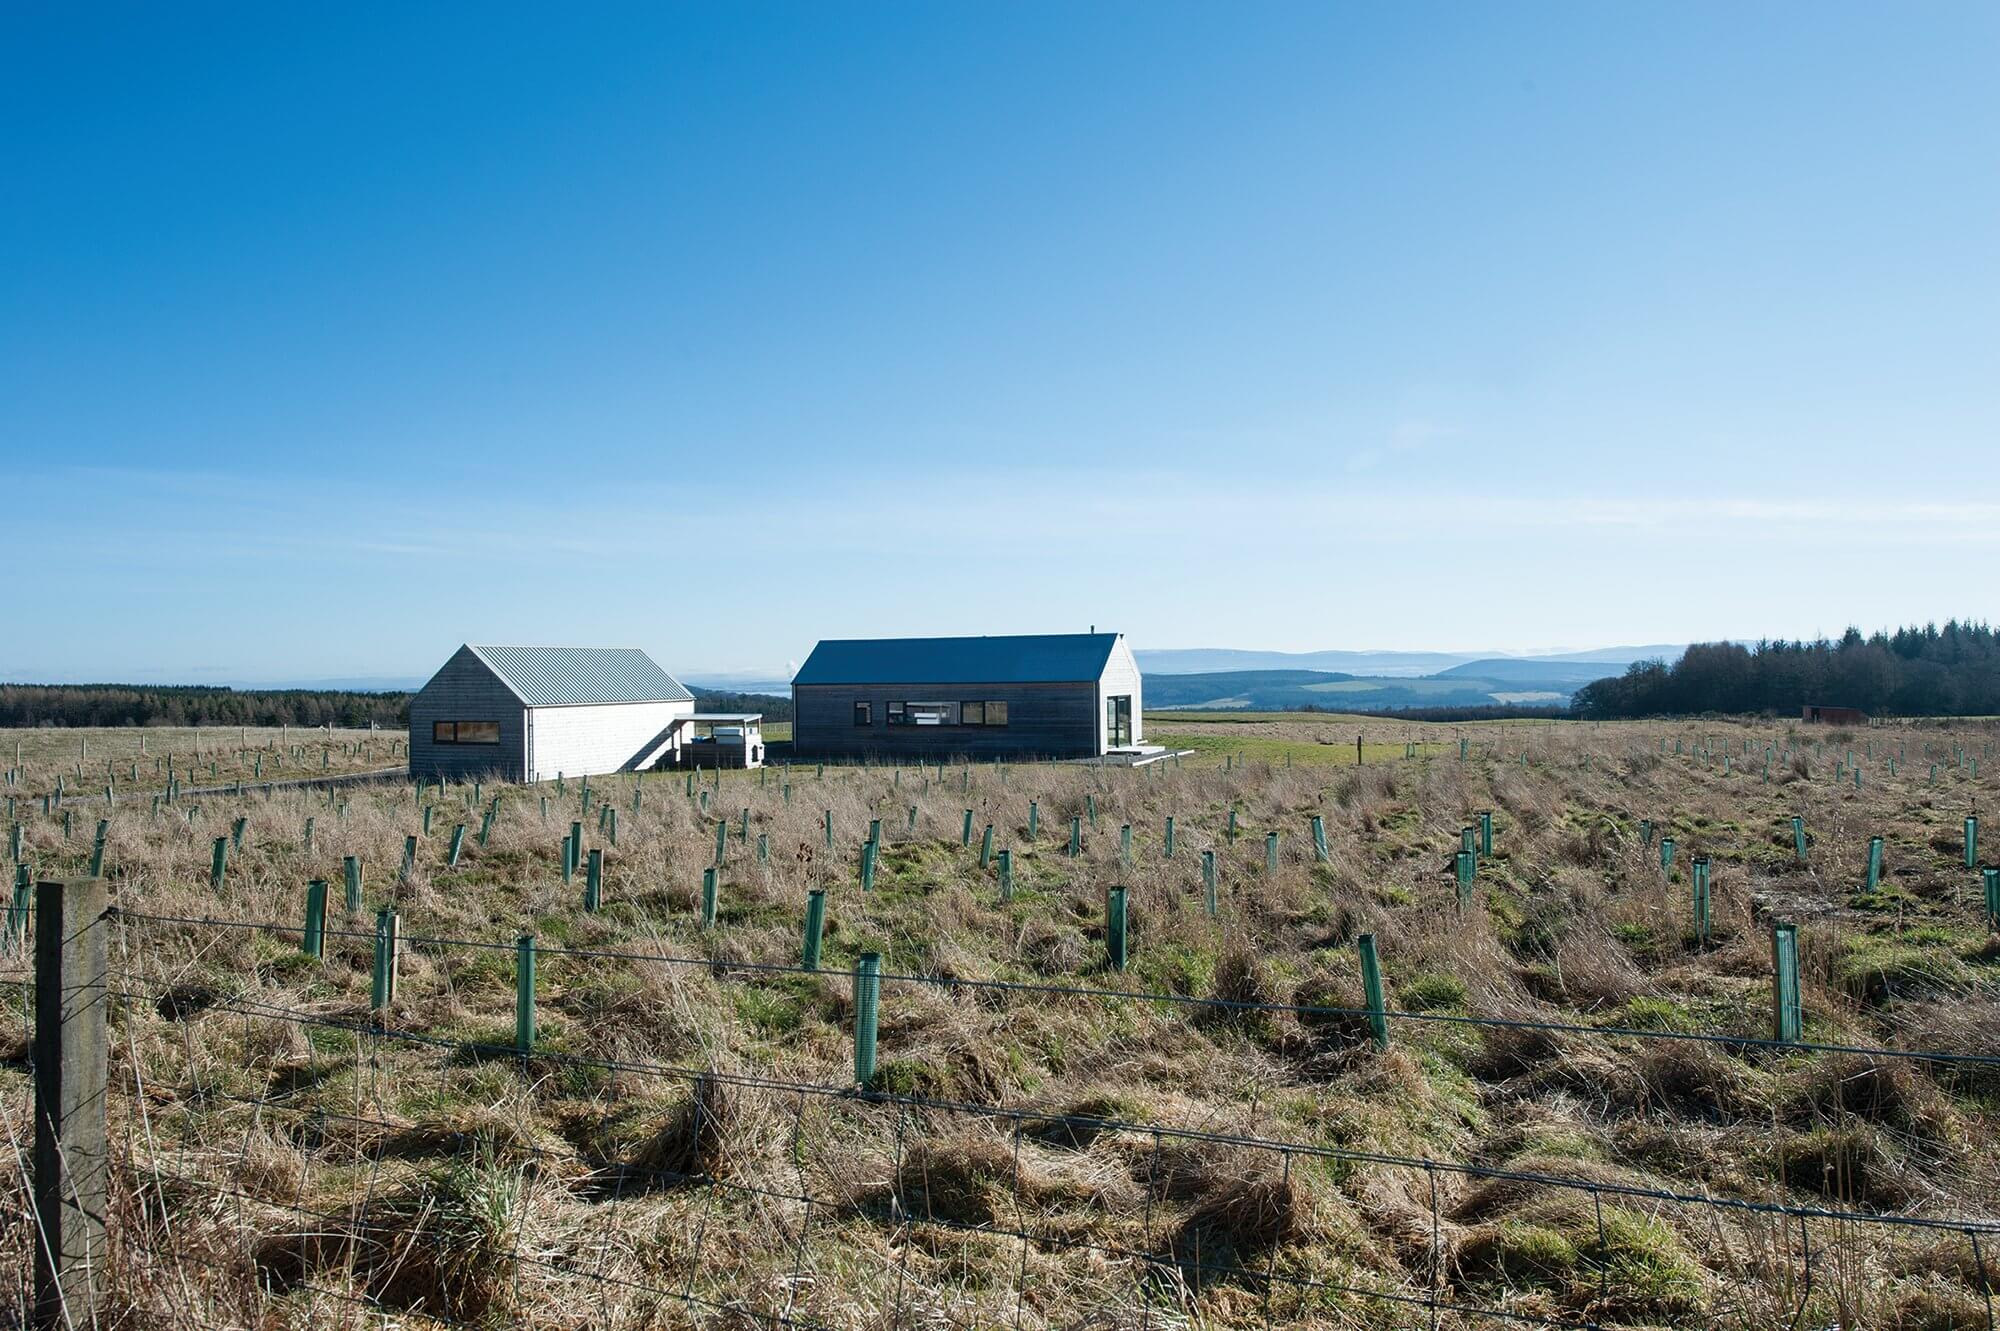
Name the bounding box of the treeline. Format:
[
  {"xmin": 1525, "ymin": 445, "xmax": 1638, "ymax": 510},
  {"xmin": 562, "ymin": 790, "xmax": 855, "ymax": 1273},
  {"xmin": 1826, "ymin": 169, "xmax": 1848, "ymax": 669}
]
[
  {"xmin": 691, "ymin": 690, "xmax": 793, "ymax": 722},
  {"xmin": 1571, "ymin": 621, "xmax": 2000, "ymax": 719},
  {"xmin": 0, "ymin": 684, "xmax": 409, "ymax": 729}
]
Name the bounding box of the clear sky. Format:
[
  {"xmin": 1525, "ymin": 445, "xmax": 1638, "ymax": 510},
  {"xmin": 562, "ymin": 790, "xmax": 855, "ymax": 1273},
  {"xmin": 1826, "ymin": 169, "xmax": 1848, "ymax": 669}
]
[{"xmin": 4, "ymin": 3, "xmax": 1996, "ymax": 685}]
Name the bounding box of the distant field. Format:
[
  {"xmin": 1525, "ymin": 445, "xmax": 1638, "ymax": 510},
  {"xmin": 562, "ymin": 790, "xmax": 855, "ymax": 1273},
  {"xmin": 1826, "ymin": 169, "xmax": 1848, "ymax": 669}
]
[
  {"xmin": 6, "ymin": 714, "xmax": 1999, "ymax": 1328},
  {"xmin": 4, "ymin": 724, "xmax": 399, "ymax": 797}
]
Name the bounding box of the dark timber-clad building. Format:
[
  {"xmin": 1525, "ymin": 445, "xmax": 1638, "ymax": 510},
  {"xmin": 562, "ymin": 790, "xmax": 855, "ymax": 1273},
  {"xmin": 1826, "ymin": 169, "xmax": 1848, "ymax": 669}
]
[{"xmin": 791, "ymin": 633, "xmax": 1143, "ymax": 760}]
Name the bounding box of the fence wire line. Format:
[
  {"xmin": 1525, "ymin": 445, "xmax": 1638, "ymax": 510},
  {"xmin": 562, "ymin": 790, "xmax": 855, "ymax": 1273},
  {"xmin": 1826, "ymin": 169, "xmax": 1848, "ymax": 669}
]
[
  {"xmin": 63, "ymin": 977, "xmax": 2000, "ymax": 1331},
  {"xmin": 94, "ymin": 970, "xmax": 2000, "ymax": 1239},
  {"xmin": 111, "ymin": 907, "xmax": 2000, "ymax": 1072}
]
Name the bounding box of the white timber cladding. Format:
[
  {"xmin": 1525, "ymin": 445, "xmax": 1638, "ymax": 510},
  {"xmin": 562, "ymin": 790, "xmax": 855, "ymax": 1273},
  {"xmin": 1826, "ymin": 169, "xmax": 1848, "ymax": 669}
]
[
  {"xmin": 525, "ymin": 699, "xmax": 695, "ymax": 783},
  {"xmin": 1097, "ymin": 636, "xmax": 1143, "ymax": 750}
]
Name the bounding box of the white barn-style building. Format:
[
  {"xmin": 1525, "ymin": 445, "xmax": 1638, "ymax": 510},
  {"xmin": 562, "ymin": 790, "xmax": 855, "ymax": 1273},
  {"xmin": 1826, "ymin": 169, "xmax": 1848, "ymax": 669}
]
[{"xmin": 409, "ymin": 644, "xmax": 729, "ymax": 782}]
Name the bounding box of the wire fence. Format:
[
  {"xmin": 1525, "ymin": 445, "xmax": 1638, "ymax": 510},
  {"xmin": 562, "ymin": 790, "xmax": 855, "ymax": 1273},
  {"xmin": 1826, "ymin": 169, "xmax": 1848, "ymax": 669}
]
[{"xmin": 3, "ymin": 900, "xmax": 1995, "ymax": 1330}]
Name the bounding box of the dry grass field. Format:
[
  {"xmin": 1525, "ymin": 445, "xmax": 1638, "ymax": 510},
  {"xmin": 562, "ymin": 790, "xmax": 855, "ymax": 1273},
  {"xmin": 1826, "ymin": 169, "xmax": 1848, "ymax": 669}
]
[{"xmin": 3, "ymin": 715, "xmax": 1997, "ymax": 1329}]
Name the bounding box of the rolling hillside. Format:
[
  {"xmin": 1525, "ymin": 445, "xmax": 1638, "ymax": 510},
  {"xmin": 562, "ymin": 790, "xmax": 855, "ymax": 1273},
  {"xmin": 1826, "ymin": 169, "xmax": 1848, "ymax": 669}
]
[{"xmin": 1142, "ymin": 665, "xmax": 1603, "ymax": 710}]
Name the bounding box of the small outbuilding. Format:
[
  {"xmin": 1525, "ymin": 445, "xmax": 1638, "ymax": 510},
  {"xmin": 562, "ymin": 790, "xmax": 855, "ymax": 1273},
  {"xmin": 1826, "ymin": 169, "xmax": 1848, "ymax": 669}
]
[
  {"xmin": 1802, "ymin": 704, "xmax": 1869, "ymax": 726},
  {"xmin": 409, "ymin": 644, "xmax": 704, "ymax": 782},
  {"xmin": 791, "ymin": 632, "xmax": 1143, "ymax": 760}
]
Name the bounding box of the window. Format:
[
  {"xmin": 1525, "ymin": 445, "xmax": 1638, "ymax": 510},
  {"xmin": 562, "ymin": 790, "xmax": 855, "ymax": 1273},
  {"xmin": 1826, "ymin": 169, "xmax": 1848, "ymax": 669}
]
[
  {"xmin": 960, "ymin": 701, "xmax": 984, "ymax": 726},
  {"xmin": 853, "ymin": 702, "xmax": 872, "ymax": 726},
  {"xmin": 900, "ymin": 702, "xmax": 957, "ymax": 726},
  {"xmin": 887, "ymin": 702, "xmax": 906, "ymax": 725},
  {"xmin": 985, "ymin": 701, "xmax": 1007, "ymax": 726},
  {"xmin": 434, "ymin": 721, "xmax": 500, "ymax": 745}
]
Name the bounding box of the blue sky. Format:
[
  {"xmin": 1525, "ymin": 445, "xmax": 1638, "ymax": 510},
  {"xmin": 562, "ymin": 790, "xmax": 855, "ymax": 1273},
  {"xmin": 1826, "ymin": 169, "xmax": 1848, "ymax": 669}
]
[{"xmin": 5, "ymin": 3, "xmax": 1996, "ymax": 685}]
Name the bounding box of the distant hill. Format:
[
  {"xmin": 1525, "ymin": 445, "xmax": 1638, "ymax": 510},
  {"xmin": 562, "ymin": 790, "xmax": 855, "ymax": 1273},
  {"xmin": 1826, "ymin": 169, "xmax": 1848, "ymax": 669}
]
[
  {"xmin": 1142, "ymin": 667, "xmax": 1586, "ymax": 712},
  {"xmin": 1136, "ymin": 648, "xmax": 1471, "ymax": 678},
  {"xmin": 1138, "ymin": 644, "xmax": 1681, "ymax": 679},
  {"xmin": 1432, "ymin": 658, "xmax": 1629, "ymax": 688}
]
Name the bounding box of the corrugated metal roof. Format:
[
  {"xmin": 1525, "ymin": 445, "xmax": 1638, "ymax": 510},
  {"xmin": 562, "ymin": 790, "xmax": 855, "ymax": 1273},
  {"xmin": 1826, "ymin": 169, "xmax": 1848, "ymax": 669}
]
[
  {"xmin": 792, "ymin": 634, "xmax": 1120, "ymax": 686},
  {"xmin": 466, "ymin": 644, "xmax": 694, "ymax": 707}
]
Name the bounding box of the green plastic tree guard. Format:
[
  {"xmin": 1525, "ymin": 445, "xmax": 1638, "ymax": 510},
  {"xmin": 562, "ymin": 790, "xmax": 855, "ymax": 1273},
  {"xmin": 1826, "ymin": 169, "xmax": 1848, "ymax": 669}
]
[
  {"xmin": 997, "ymin": 848, "xmax": 1013, "ymax": 901},
  {"xmin": 962, "ymin": 809, "xmax": 974, "ymax": 847},
  {"xmin": 1028, "ymin": 801, "xmax": 1038, "ymax": 839},
  {"xmin": 1660, "ymin": 837, "xmax": 1676, "ymax": 873},
  {"xmin": 210, "ymin": 837, "xmax": 228, "ymax": 889},
  {"xmin": 1202, "ymin": 849, "xmax": 1217, "ymax": 916},
  {"xmin": 1164, "ymin": 816, "xmax": 1176, "ymax": 860},
  {"xmin": 1119, "ymin": 824, "xmax": 1132, "ymax": 865},
  {"xmin": 702, "ymin": 867, "xmax": 718, "ymax": 926},
  {"xmin": 860, "ymin": 839, "xmax": 877, "ymax": 892},
  {"xmin": 1069, "ymin": 818, "xmax": 1082, "ymax": 857},
  {"xmin": 302, "ymin": 880, "xmax": 327, "ymax": 958},
  {"xmin": 1357, "ymin": 933, "xmax": 1389, "ymax": 1050},
  {"xmin": 853, "ymin": 953, "xmax": 881, "ymax": 1089},
  {"xmin": 979, "ymin": 824, "xmax": 994, "ymax": 869},
  {"xmin": 824, "ymin": 809, "xmax": 833, "ymax": 851},
  {"xmin": 1691, "ymin": 857, "xmax": 1711, "ymax": 948},
  {"xmin": 1310, "ymin": 815, "xmax": 1328, "ymax": 862},
  {"xmin": 1265, "ymin": 832, "xmax": 1279, "ymax": 874},
  {"xmin": 515, "ymin": 934, "xmax": 536, "ymax": 1053},
  {"xmin": 1771, "ymin": 922, "xmax": 1802, "ymax": 1044},
  {"xmin": 1866, "ymin": 836, "xmax": 1883, "ymax": 891},
  {"xmin": 1983, "ymin": 866, "xmax": 1999, "ymax": 931},
  {"xmin": 231, "ymin": 816, "xmax": 248, "ymax": 851},
  {"xmin": 89, "ymin": 820, "xmax": 109, "ymax": 878},
  {"xmin": 371, "ymin": 907, "xmax": 398, "ymax": 1011},
  {"xmin": 1479, "ymin": 810, "xmax": 1494, "ymax": 857},
  {"xmin": 447, "ymin": 824, "xmax": 466, "ymax": 868},
  {"xmin": 560, "ymin": 836, "xmax": 573, "ymax": 886},
  {"xmin": 343, "ymin": 856, "xmax": 361, "ymax": 911},
  {"xmin": 1086, "ymin": 794, "xmax": 1096, "ymax": 828},
  {"xmin": 422, "ymin": 805, "xmax": 433, "ymax": 836},
  {"xmin": 303, "ymin": 816, "xmax": 315, "ymax": 857},
  {"xmin": 1967, "ymin": 816, "xmax": 1979, "ymax": 869},
  {"xmin": 584, "ymin": 848, "xmax": 603, "ymax": 911},
  {"xmin": 1106, "ymin": 886, "xmax": 1129, "ymax": 972},
  {"xmin": 803, "ymin": 890, "xmax": 826, "ymax": 969},
  {"xmin": 1454, "ymin": 850, "xmax": 1474, "ymax": 908},
  {"xmin": 757, "ymin": 833, "xmax": 769, "ymax": 863},
  {"xmin": 715, "ymin": 820, "xmax": 728, "ymax": 866}
]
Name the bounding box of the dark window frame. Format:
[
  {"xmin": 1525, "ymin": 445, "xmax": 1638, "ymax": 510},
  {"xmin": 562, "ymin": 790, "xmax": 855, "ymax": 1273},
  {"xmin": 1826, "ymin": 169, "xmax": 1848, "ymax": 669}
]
[
  {"xmin": 433, "ymin": 720, "xmax": 501, "ymax": 745},
  {"xmin": 854, "ymin": 701, "xmax": 872, "ymax": 727}
]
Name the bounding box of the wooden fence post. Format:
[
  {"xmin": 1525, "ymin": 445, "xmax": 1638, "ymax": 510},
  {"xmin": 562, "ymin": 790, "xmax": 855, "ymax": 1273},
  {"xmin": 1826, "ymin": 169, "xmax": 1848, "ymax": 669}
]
[{"xmin": 34, "ymin": 876, "xmax": 109, "ymax": 1331}]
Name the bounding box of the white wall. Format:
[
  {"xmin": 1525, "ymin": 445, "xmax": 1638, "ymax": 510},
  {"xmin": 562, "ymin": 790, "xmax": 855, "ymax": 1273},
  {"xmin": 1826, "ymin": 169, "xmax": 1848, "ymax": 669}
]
[
  {"xmin": 526, "ymin": 700, "xmax": 695, "ymax": 781},
  {"xmin": 1097, "ymin": 636, "xmax": 1144, "ymax": 750}
]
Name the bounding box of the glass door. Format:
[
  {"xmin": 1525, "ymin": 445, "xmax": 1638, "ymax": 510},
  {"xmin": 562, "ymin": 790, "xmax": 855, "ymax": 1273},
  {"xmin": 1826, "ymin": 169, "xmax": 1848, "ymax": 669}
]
[{"xmin": 1106, "ymin": 695, "xmax": 1132, "ymax": 747}]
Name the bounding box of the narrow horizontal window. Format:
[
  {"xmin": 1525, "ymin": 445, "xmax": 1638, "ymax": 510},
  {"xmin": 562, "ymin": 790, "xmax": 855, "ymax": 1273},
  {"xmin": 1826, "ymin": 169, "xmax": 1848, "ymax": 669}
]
[
  {"xmin": 906, "ymin": 702, "xmax": 957, "ymax": 726},
  {"xmin": 434, "ymin": 721, "xmax": 500, "ymax": 745}
]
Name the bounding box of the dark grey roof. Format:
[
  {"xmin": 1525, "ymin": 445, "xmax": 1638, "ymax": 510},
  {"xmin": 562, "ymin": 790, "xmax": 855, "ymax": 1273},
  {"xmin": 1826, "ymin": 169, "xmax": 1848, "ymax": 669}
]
[
  {"xmin": 793, "ymin": 634, "xmax": 1121, "ymax": 686},
  {"xmin": 466, "ymin": 645, "xmax": 694, "ymax": 707}
]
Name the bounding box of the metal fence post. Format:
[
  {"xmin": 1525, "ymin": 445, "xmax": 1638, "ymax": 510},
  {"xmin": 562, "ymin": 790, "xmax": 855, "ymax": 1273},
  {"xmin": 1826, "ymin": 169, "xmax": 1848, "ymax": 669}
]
[
  {"xmin": 1202, "ymin": 849, "xmax": 1217, "ymax": 917},
  {"xmin": 33, "ymin": 876, "xmax": 109, "ymax": 1331}
]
